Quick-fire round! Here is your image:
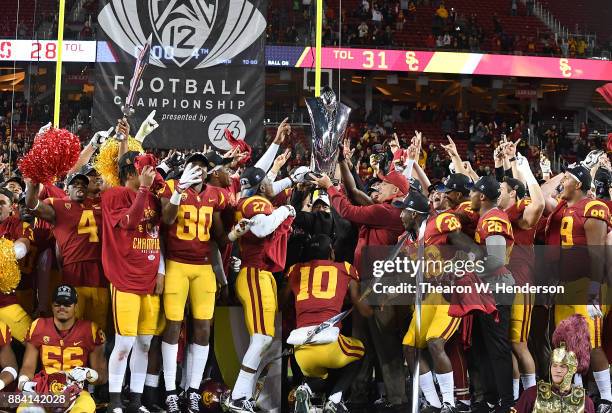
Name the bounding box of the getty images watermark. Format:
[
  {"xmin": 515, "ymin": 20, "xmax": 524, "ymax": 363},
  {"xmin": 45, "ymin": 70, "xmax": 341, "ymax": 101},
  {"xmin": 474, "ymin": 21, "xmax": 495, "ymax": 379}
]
[{"xmin": 356, "ymin": 245, "xmax": 592, "ymax": 307}]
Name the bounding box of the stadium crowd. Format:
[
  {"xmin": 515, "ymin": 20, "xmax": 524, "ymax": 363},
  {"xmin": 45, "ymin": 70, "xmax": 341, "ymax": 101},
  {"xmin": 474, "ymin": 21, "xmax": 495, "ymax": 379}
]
[{"xmin": 0, "ymin": 100, "xmax": 609, "ymax": 413}]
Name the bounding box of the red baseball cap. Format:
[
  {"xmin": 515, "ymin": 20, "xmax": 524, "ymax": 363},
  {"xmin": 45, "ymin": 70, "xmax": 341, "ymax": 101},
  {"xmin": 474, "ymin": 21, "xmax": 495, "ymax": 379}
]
[{"xmin": 378, "ymin": 170, "xmax": 409, "ymax": 195}]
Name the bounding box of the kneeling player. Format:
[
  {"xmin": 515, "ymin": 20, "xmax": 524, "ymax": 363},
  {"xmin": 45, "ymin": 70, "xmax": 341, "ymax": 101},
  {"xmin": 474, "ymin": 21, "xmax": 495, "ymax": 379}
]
[
  {"xmin": 283, "ymin": 235, "xmax": 372, "ymax": 413},
  {"xmin": 17, "ymin": 285, "xmax": 107, "ymax": 413}
]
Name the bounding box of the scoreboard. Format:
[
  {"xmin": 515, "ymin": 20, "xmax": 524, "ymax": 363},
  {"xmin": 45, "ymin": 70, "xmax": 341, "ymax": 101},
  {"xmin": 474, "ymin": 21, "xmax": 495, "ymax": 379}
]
[{"xmin": 1, "ymin": 40, "xmax": 611, "ymax": 81}]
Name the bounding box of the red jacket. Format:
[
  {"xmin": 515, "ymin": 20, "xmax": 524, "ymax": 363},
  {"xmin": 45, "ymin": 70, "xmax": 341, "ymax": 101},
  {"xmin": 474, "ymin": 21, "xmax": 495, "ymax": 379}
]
[{"xmin": 327, "ymin": 186, "xmax": 404, "ymax": 268}]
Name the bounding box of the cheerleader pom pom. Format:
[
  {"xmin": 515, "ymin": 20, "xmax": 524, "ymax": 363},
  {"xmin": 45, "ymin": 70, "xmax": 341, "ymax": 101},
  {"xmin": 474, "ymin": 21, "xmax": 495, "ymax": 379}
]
[
  {"xmin": 18, "ymin": 128, "xmax": 81, "ymax": 184},
  {"xmin": 93, "ymin": 137, "xmax": 143, "ymax": 187},
  {"xmin": 0, "ymin": 238, "xmax": 21, "ymax": 294}
]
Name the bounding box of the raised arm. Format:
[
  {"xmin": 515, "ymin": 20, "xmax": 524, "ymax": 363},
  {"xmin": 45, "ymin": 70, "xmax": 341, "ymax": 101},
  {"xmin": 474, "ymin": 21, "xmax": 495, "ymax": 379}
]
[{"xmin": 24, "ymin": 180, "xmax": 55, "ymax": 224}]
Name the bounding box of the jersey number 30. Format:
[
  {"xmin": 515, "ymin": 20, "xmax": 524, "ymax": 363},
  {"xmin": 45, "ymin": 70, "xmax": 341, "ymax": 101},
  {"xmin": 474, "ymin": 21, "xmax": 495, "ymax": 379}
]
[{"xmin": 177, "ymin": 205, "xmax": 213, "ymax": 241}]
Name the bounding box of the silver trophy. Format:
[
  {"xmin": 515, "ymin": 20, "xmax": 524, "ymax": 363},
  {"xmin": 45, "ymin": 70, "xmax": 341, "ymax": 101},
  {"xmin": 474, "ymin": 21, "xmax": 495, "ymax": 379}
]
[{"xmin": 305, "ymin": 87, "xmax": 351, "ymax": 176}]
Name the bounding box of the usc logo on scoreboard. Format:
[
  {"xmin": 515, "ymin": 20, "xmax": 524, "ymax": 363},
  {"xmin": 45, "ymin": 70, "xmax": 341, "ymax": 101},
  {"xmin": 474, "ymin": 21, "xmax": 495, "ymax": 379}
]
[{"xmin": 559, "ymin": 58, "xmax": 572, "ymax": 78}]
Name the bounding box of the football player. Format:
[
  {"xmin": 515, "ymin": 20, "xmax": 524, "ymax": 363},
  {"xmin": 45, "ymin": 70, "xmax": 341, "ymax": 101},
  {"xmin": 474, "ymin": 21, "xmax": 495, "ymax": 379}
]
[
  {"xmin": 25, "ymin": 172, "xmax": 108, "ymax": 332},
  {"xmin": 498, "ymin": 153, "xmax": 545, "ymax": 399},
  {"xmin": 282, "ymin": 234, "xmax": 371, "ymax": 413},
  {"xmin": 0, "ymin": 186, "xmax": 33, "ymax": 343},
  {"xmin": 159, "ymin": 152, "xmax": 246, "ymax": 413},
  {"xmin": 17, "ymin": 285, "xmax": 107, "ymax": 413},
  {"xmin": 551, "ymin": 164, "xmax": 612, "ymax": 412},
  {"xmin": 227, "ymin": 166, "xmax": 296, "ymax": 413},
  {"xmin": 101, "ymin": 151, "xmax": 165, "ymax": 413},
  {"xmin": 397, "ymin": 190, "xmax": 482, "ymax": 413},
  {"xmin": 470, "ymin": 175, "xmax": 516, "ymax": 412}
]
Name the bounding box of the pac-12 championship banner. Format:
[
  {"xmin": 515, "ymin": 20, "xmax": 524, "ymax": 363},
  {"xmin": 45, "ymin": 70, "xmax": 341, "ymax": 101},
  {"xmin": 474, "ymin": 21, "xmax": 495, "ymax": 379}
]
[{"xmin": 92, "ymin": 0, "xmax": 267, "ymax": 150}]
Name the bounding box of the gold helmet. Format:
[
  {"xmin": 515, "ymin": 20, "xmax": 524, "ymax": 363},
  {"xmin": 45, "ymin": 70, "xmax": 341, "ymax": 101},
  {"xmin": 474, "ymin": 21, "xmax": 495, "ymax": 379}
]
[{"xmin": 550, "ymin": 342, "xmax": 578, "ymax": 393}]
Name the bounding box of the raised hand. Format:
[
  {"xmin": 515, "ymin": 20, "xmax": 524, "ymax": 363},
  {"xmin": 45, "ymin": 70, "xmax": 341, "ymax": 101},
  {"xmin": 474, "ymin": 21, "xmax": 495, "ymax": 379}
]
[
  {"xmin": 89, "ymin": 127, "xmax": 114, "ymax": 149},
  {"xmin": 273, "ymin": 148, "xmax": 292, "ymax": 170},
  {"xmin": 135, "ymin": 110, "xmax": 159, "ymax": 143},
  {"xmin": 441, "ymin": 135, "xmax": 459, "ymax": 157},
  {"xmin": 139, "ymin": 165, "xmax": 156, "ymax": 189},
  {"xmin": 274, "ymin": 117, "xmax": 291, "ymax": 145}
]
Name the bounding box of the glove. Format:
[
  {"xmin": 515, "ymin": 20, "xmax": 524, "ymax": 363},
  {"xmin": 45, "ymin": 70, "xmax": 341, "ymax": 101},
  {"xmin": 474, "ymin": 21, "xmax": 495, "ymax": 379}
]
[
  {"xmin": 231, "ymin": 256, "xmax": 242, "ymax": 273},
  {"xmin": 581, "ymin": 150, "xmax": 604, "ymax": 169},
  {"xmin": 68, "ymin": 367, "xmax": 98, "ymax": 384},
  {"xmin": 37, "ymin": 122, "xmax": 52, "ymax": 136},
  {"xmin": 18, "ymin": 375, "xmax": 36, "ymax": 392},
  {"xmin": 284, "ymin": 205, "xmax": 296, "ymax": 217},
  {"xmin": 291, "ymin": 166, "xmax": 311, "ymax": 184},
  {"xmin": 135, "ymin": 110, "xmax": 159, "ymax": 143},
  {"xmin": 228, "ymin": 219, "xmax": 253, "ymax": 241},
  {"xmin": 540, "ymin": 157, "xmax": 551, "ymax": 175},
  {"xmin": 177, "ymin": 163, "xmax": 202, "ymax": 191},
  {"xmin": 89, "ymin": 127, "xmax": 114, "ymax": 150}
]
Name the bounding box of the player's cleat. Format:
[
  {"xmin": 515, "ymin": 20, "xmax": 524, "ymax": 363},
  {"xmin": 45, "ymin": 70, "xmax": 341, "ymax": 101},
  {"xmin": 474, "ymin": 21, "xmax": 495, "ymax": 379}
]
[
  {"xmin": 227, "ymin": 397, "xmax": 257, "ymax": 413},
  {"xmin": 440, "ymin": 403, "xmax": 459, "ymax": 413},
  {"xmin": 323, "ymin": 399, "xmax": 348, "ymax": 413},
  {"xmin": 186, "ymin": 388, "xmax": 202, "ymax": 413},
  {"xmin": 420, "ymin": 404, "xmax": 442, "ymax": 413},
  {"xmin": 126, "ymin": 404, "xmax": 151, "ymax": 413},
  {"xmin": 294, "ymin": 384, "xmax": 313, "ymax": 413},
  {"xmin": 165, "ymin": 392, "xmax": 181, "ymax": 413},
  {"xmin": 455, "ymin": 401, "xmax": 471, "ymax": 412},
  {"xmin": 597, "ymin": 400, "xmax": 612, "ymax": 413}
]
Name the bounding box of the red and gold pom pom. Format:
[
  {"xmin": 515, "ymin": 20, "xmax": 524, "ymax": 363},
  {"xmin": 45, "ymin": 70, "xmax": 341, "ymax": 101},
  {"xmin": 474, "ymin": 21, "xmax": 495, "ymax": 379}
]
[
  {"xmin": 0, "ymin": 238, "xmax": 21, "ymax": 294},
  {"xmin": 93, "ymin": 137, "xmax": 143, "ymax": 187},
  {"xmin": 18, "ymin": 128, "xmax": 81, "ymax": 184}
]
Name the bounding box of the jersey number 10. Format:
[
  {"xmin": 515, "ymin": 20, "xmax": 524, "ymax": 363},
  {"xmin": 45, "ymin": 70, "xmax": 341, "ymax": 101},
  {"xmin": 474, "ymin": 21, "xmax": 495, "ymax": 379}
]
[{"xmin": 296, "ymin": 266, "xmax": 338, "ymax": 301}]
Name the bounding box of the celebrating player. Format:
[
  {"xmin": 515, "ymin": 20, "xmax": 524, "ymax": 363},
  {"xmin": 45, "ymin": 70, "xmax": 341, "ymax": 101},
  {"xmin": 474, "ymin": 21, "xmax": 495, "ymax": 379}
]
[
  {"xmin": 550, "ymin": 164, "xmax": 612, "ymax": 412},
  {"xmin": 470, "ymin": 175, "xmax": 516, "ymax": 412},
  {"xmin": 227, "ymin": 166, "xmax": 296, "ymax": 413},
  {"xmin": 0, "ymin": 186, "xmax": 33, "ymax": 343},
  {"xmin": 158, "ymin": 152, "xmax": 232, "ymax": 413},
  {"xmin": 396, "ymin": 190, "xmax": 481, "ymax": 413},
  {"xmin": 25, "ymin": 171, "xmax": 108, "ymax": 332},
  {"xmin": 499, "ymin": 150, "xmax": 545, "ymax": 399},
  {"xmin": 101, "ymin": 151, "xmax": 165, "ymax": 413},
  {"xmin": 283, "ymin": 234, "xmax": 371, "ymax": 413},
  {"xmin": 17, "ymin": 284, "xmax": 107, "ymax": 413}
]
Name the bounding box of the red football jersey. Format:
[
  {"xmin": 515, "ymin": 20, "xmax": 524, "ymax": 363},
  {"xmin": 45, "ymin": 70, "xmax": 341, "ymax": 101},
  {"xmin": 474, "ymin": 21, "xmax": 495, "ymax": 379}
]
[
  {"xmin": 18, "ymin": 218, "xmax": 54, "ymax": 290},
  {"xmin": 101, "ymin": 187, "xmax": 161, "ymax": 294},
  {"xmin": 475, "ymin": 207, "xmax": 514, "ymax": 275},
  {"xmin": 287, "ymin": 260, "xmax": 358, "ymax": 328},
  {"xmin": 45, "ymin": 197, "xmax": 105, "ymax": 287},
  {"xmin": 160, "ymin": 181, "xmax": 227, "ymax": 264},
  {"xmin": 271, "ymin": 188, "xmax": 293, "ymax": 208},
  {"xmin": 215, "ymin": 186, "xmax": 238, "ymax": 275},
  {"xmin": 452, "ymin": 201, "xmax": 479, "ymax": 239},
  {"xmin": 401, "ymin": 212, "xmax": 463, "ymax": 279},
  {"xmin": 235, "ymin": 195, "xmax": 274, "ymax": 268},
  {"xmin": 26, "ymin": 318, "xmax": 105, "ymax": 374},
  {"xmin": 558, "ymin": 198, "xmax": 610, "ymax": 281},
  {"xmin": 0, "ymin": 216, "xmax": 34, "ymax": 307},
  {"xmin": 0, "ymin": 321, "xmax": 11, "ymax": 346},
  {"xmin": 506, "ymin": 199, "xmax": 536, "ymax": 286}
]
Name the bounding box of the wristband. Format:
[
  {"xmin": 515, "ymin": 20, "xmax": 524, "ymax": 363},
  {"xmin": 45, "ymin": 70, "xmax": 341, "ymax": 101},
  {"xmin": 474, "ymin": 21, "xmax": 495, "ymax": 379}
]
[
  {"xmin": 169, "ymin": 190, "xmax": 182, "ymax": 206},
  {"xmin": 87, "ymin": 369, "xmax": 99, "ymax": 383},
  {"xmin": 509, "ymin": 157, "xmax": 516, "ymax": 162},
  {"xmin": 228, "ymin": 230, "xmax": 238, "ymax": 242},
  {"xmin": 2, "ymin": 366, "xmax": 17, "ymax": 381}
]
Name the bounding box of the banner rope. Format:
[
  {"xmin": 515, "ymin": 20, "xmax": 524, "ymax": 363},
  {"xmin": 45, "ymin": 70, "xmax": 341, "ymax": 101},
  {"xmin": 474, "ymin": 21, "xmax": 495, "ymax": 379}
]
[
  {"xmin": 314, "ymin": 0, "xmax": 323, "ymax": 97},
  {"xmin": 53, "ymin": 0, "xmax": 66, "ymax": 127},
  {"xmin": 8, "ymin": 0, "xmax": 21, "ymax": 173}
]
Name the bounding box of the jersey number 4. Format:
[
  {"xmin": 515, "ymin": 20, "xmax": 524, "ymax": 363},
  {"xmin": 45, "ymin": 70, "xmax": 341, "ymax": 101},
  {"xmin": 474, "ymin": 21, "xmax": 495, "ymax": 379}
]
[
  {"xmin": 296, "ymin": 266, "xmax": 338, "ymax": 301},
  {"xmin": 177, "ymin": 205, "xmax": 213, "ymax": 241},
  {"xmin": 77, "ymin": 210, "xmax": 99, "ymax": 242}
]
